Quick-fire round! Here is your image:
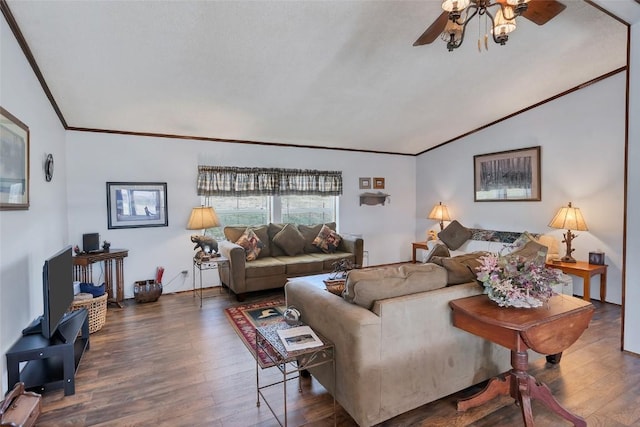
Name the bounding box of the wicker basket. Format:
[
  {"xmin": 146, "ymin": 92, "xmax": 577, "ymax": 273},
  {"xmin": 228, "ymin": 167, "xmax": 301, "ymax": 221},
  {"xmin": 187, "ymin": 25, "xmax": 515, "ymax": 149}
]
[{"xmin": 69, "ymin": 292, "xmax": 107, "ymax": 333}]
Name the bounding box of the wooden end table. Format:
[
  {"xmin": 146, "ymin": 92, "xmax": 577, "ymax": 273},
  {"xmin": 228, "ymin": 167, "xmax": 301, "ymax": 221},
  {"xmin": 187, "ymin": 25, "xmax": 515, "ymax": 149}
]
[
  {"xmin": 411, "ymin": 242, "xmax": 429, "ymax": 263},
  {"xmin": 546, "ymin": 260, "xmax": 607, "ymax": 302},
  {"xmin": 449, "ymin": 294, "xmax": 594, "ymax": 427}
]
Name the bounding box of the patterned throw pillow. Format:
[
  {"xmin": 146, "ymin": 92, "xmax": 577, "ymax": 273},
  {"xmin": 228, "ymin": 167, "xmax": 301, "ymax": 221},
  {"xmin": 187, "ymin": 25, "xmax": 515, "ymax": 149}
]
[
  {"xmin": 313, "ymin": 224, "xmax": 342, "ymax": 254},
  {"xmin": 235, "ymin": 228, "xmax": 264, "ymax": 261}
]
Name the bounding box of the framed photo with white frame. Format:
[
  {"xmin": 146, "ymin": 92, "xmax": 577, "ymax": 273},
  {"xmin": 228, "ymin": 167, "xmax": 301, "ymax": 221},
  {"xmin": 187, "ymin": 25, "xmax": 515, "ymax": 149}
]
[
  {"xmin": 106, "ymin": 182, "xmax": 168, "ymax": 229},
  {"xmin": 473, "ymin": 146, "xmax": 541, "ymax": 202}
]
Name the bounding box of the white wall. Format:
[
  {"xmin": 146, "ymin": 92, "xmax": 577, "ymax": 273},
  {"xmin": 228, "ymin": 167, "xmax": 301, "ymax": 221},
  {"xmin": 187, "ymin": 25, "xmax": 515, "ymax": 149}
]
[
  {"xmin": 416, "ymin": 73, "xmax": 626, "ymax": 305},
  {"xmin": 624, "ymin": 22, "xmax": 640, "ymax": 354},
  {"xmin": 65, "ymin": 132, "xmax": 416, "ymax": 297},
  {"xmin": 0, "ymin": 19, "xmax": 69, "ymax": 393}
]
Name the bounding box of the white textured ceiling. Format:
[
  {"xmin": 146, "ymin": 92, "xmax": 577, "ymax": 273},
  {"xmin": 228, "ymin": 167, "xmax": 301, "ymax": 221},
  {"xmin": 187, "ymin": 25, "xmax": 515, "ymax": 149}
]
[{"xmin": 4, "ymin": 0, "xmax": 633, "ymax": 155}]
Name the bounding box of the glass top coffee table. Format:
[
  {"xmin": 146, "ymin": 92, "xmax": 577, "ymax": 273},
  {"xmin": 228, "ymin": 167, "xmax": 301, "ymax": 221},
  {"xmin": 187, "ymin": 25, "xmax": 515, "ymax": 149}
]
[{"xmin": 255, "ymin": 322, "xmax": 335, "ymax": 427}]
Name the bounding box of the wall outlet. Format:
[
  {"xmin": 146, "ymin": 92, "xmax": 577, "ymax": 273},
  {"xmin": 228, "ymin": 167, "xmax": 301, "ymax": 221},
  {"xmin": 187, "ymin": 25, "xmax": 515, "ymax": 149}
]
[{"xmin": 181, "ymin": 270, "xmax": 188, "ymax": 275}]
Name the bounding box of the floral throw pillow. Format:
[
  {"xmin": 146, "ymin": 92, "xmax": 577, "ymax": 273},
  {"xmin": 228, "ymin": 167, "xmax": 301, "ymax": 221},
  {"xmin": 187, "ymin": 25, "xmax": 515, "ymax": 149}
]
[
  {"xmin": 313, "ymin": 225, "xmax": 342, "ymax": 254},
  {"xmin": 235, "ymin": 228, "xmax": 263, "ymax": 261}
]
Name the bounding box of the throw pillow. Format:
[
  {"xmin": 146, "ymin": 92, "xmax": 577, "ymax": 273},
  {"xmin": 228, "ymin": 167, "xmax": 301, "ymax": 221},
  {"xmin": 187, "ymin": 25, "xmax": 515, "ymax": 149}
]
[
  {"xmin": 299, "ymin": 222, "xmax": 337, "ymax": 253},
  {"xmin": 250, "ymin": 225, "xmax": 270, "ymax": 258},
  {"xmin": 235, "ymin": 228, "xmax": 264, "ymax": 261},
  {"xmin": 224, "ymin": 226, "xmax": 248, "ymax": 244},
  {"xmin": 510, "ymin": 239, "xmax": 548, "ymax": 264},
  {"xmin": 430, "ymin": 252, "xmax": 488, "ymax": 285},
  {"xmin": 268, "ymin": 223, "xmax": 287, "ymax": 257},
  {"xmin": 438, "ymin": 220, "xmax": 472, "ymax": 250},
  {"xmin": 313, "ymin": 224, "xmax": 342, "ymax": 254},
  {"xmin": 272, "ymin": 223, "xmax": 306, "ymax": 256}
]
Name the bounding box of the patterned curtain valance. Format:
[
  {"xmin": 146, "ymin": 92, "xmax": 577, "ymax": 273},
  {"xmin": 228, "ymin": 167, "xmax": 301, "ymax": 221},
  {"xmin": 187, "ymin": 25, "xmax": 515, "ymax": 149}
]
[{"xmin": 197, "ymin": 166, "xmax": 343, "ymax": 196}]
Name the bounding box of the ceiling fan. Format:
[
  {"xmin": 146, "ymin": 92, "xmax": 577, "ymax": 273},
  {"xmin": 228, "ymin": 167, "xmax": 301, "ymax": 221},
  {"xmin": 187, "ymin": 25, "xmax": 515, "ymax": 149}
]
[{"xmin": 413, "ymin": 0, "xmax": 566, "ymax": 50}]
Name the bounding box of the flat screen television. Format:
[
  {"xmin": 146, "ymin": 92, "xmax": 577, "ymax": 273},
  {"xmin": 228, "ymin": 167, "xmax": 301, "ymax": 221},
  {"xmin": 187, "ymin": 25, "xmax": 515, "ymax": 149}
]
[{"xmin": 22, "ymin": 245, "xmax": 75, "ymax": 341}]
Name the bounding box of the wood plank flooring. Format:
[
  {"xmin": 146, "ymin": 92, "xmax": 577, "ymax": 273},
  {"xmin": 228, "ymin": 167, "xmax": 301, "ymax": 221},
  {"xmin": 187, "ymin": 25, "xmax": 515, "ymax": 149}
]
[{"xmin": 34, "ymin": 287, "xmax": 639, "ymax": 426}]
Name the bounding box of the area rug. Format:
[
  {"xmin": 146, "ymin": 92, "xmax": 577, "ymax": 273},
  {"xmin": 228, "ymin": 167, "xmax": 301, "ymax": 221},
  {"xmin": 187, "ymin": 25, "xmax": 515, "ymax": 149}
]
[{"xmin": 224, "ymin": 297, "xmax": 286, "ymax": 368}]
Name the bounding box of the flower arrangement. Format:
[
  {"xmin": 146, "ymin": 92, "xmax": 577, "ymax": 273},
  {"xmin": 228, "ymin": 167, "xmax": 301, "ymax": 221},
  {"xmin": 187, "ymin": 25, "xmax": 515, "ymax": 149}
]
[{"xmin": 476, "ymin": 253, "xmax": 563, "ymax": 308}]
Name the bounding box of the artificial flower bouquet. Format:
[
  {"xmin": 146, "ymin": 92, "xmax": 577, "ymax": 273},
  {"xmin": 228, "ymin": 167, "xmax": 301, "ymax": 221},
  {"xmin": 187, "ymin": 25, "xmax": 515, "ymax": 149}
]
[{"xmin": 476, "ymin": 253, "xmax": 564, "ymax": 308}]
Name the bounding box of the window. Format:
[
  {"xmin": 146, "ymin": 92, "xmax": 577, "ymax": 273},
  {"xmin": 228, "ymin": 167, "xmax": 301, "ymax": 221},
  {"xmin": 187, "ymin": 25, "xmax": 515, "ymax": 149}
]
[
  {"xmin": 280, "ymin": 195, "xmax": 336, "ymax": 225},
  {"xmin": 205, "ymin": 195, "xmax": 337, "ymax": 240}
]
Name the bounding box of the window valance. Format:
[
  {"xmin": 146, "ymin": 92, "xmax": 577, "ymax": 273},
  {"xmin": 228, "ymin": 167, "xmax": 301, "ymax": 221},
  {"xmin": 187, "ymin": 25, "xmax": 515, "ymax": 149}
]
[{"xmin": 197, "ymin": 166, "xmax": 343, "ymax": 196}]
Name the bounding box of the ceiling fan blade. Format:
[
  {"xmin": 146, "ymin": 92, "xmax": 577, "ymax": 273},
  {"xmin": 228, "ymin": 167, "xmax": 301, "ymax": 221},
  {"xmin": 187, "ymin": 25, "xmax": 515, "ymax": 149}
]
[
  {"xmin": 413, "ymin": 12, "xmax": 449, "ymax": 46},
  {"xmin": 521, "ymin": 0, "xmax": 566, "ymax": 25}
]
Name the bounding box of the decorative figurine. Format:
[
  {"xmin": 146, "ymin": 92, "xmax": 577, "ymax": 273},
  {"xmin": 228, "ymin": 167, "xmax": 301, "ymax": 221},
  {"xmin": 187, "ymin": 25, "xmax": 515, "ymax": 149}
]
[{"xmin": 191, "ymin": 234, "xmax": 219, "ymax": 261}]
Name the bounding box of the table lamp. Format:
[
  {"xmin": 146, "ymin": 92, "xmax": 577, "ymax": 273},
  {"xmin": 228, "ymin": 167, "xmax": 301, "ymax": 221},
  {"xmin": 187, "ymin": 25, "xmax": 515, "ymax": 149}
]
[
  {"xmin": 428, "ymin": 201, "xmax": 451, "ymax": 231},
  {"xmin": 548, "ymin": 202, "xmax": 588, "ymax": 263},
  {"xmin": 186, "ymin": 206, "xmax": 221, "ymax": 260}
]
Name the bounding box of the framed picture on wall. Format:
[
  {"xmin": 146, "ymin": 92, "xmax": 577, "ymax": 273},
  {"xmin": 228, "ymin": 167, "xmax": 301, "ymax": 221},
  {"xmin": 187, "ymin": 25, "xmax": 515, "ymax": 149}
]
[
  {"xmin": 473, "ymin": 146, "xmax": 541, "ymax": 202},
  {"xmin": 359, "ymin": 177, "xmax": 371, "ymax": 189},
  {"xmin": 0, "ymin": 107, "xmax": 29, "ymax": 210},
  {"xmin": 373, "ymin": 177, "xmax": 385, "ymax": 189},
  {"xmin": 106, "ymin": 182, "xmax": 168, "ymax": 229}
]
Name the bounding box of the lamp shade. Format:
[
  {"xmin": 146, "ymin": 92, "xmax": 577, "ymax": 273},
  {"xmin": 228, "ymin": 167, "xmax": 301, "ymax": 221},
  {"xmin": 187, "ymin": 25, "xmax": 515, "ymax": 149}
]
[
  {"xmin": 186, "ymin": 206, "xmax": 220, "ymax": 230},
  {"xmin": 428, "ymin": 202, "xmax": 451, "ymax": 222},
  {"xmin": 548, "ymin": 202, "xmax": 588, "ymax": 231}
]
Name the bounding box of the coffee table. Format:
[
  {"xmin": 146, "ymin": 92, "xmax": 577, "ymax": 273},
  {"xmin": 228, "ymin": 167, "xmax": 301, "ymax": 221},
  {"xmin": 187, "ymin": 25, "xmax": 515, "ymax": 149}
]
[{"xmin": 449, "ymin": 294, "xmax": 594, "ymax": 427}]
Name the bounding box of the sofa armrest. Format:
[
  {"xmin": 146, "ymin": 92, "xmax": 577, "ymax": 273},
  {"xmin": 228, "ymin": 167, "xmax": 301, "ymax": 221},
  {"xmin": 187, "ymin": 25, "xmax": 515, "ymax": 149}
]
[
  {"xmin": 218, "ymin": 240, "xmax": 246, "ymax": 294},
  {"xmin": 339, "ymin": 236, "xmax": 364, "ymax": 268}
]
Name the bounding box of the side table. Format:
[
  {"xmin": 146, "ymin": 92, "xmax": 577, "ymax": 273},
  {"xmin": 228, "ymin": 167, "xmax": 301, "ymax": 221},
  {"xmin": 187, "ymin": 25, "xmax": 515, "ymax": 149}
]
[
  {"xmin": 450, "ymin": 294, "xmax": 594, "ymax": 427},
  {"xmin": 256, "ymin": 322, "xmax": 335, "ymax": 427},
  {"xmin": 546, "ymin": 260, "xmax": 607, "ymax": 302},
  {"xmin": 73, "ymin": 249, "xmax": 128, "ymax": 307},
  {"xmin": 192, "ymin": 256, "xmax": 230, "ymax": 307},
  {"xmin": 411, "ymin": 242, "xmax": 429, "ymax": 263}
]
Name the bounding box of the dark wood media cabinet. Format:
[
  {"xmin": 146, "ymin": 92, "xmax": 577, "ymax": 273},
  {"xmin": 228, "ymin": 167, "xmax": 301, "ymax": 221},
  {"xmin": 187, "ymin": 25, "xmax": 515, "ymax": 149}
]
[{"xmin": 6, "ymin": 309, "xmax": 90, "ymax": 396}]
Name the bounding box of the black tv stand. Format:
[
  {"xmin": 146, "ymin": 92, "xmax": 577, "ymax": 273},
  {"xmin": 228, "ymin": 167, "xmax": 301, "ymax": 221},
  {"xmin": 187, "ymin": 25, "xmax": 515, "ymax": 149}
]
[{"xmin": 6, "ymin": 309, "xmax": 90, "ymax": 395}]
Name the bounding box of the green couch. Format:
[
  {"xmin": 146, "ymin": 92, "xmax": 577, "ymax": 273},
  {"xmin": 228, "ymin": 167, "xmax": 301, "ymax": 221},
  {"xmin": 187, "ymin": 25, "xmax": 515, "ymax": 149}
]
[{"xmin": 218, "ymin": 222, "xmax": 363, "ymax": 301}]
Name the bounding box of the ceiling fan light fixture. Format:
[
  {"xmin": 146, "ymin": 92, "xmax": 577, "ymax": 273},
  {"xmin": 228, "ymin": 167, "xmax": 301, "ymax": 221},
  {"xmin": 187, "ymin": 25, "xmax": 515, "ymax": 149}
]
[
  {"xmin": 442, "ymin": 19, "xmax": 464, "ymax": 51},
  {"xmin": 493, "ymin": 6, "xmax": 517, "ymax": 43},
  {"xmin": 441, "ymin": 0, "xmax": 471, "ymax": 13},
  {"xmin": 505, "ymin": 0, "xmax": 530, "ymax": 15}
]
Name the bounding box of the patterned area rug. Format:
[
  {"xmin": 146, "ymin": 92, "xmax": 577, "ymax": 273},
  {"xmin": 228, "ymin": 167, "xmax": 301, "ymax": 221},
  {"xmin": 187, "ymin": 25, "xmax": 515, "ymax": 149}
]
[{"xmin": 224, "ymin": 297, "xmax": 287, "ymax": 368}]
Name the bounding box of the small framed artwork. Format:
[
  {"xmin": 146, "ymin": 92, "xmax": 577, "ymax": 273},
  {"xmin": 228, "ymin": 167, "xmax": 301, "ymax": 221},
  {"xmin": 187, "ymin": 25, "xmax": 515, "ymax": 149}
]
[
  {"xmin": 474, "ymin": 146, "xmax": 541, "ymax": 202},
  {"xmin": 373, "ymin": 177, "xmax": 385, "ymax": 189},
  {"xmin": 588, "ymin": 252, "xmax": 605, "ymax": 265},
  {"xmin": 0, "ymin": 107, "xmax": 30, "ymax": 210},
  {"xmin": 359, "ymin": 177, "xmax": 371, "ymax": 189},
  {"xmin": 106, "ymin": 182, "xmax": 168, "ymax": 229}
]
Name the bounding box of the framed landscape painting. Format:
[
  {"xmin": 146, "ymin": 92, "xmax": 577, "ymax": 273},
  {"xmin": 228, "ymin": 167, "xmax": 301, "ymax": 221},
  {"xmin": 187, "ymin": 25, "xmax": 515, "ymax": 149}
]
[
  {"xmin": 0, "ymin": 107, "xmax": 29, "ymax": 210},
  {"xmin": 107, "ymin": 182, "xmax": 168, "ymax": 229},
  {"xmin": 474, "ymin": 146, "xmax": 541, "ymax": 202}
]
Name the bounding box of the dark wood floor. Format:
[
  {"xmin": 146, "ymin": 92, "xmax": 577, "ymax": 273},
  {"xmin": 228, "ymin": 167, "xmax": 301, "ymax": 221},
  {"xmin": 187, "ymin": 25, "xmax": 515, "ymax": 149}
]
[{"xmin": 34, "ymin": 287, "xmax": 639, "ymax": 427}]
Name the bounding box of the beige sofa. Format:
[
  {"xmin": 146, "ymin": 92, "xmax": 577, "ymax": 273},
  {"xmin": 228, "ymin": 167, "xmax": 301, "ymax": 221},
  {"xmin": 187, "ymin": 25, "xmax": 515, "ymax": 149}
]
[
  {"xmin": 285, "ymin": 263, "xmax": 542, "ymax": 427},
  {"xmin": 218, "ymin": 222, "xmax": 364, "ymax": 300}
]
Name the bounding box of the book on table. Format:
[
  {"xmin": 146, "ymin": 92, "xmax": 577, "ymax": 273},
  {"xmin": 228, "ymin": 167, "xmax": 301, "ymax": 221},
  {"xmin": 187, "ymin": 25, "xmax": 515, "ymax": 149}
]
[{"xmin": 277, "ymin": 325, "xmax": 323, "ymax": 352}]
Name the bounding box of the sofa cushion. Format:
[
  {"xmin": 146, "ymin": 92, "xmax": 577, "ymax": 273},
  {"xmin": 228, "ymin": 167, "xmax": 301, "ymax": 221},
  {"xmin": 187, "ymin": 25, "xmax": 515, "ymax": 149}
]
[
  {"xmin": 438, "ymin": 220, "xmax": 472, "ymax": 250},
  {"xmin": 235, "ymin": 228, "xmax": 264, "ymax": 261},
  {"xmin": 298, "ymin": 222, "xmax": 337, "ymax": 253},
  {"xmin": 275, "ymin": 255, "xmax": 325, "ymax": 275},
  {"xmin": 430, "ymin": 252, "xmax": 487, "ymax": 285},
  {"xmin": 313, "ymin": 224, "xmax": 342, "ymax": 253},
  {"xmin": 244, "ymin": 257, "xmax": 287, "ymax": 278},
  {"xmin": 273, "ymin": 223, "xmax": 306, "ymax": 256},
  {"xmin": 343, "ymin": 264, "xmax": 447, "ymax": 309}
]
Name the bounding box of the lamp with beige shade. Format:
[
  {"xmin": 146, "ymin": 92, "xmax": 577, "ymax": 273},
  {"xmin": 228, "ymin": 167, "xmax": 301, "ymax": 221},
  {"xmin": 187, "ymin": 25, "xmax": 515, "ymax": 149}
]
[{"xmin": 548, "ymin": 202, "xmax": 588, "ymax": 263}]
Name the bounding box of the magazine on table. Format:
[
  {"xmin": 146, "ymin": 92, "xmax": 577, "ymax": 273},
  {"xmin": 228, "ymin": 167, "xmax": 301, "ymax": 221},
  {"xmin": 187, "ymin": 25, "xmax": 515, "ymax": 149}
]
[{"xmin": 277, "ymin": 325, "xmax": 323, "ymax": 352}]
